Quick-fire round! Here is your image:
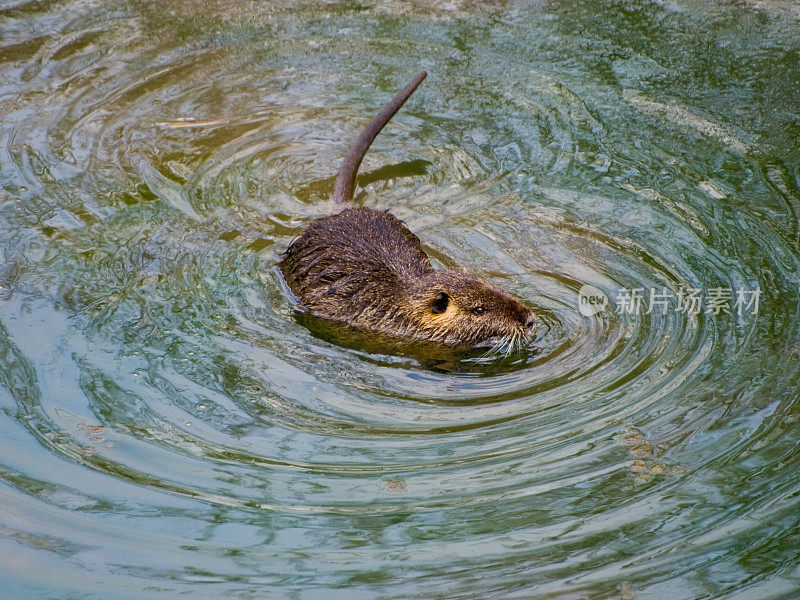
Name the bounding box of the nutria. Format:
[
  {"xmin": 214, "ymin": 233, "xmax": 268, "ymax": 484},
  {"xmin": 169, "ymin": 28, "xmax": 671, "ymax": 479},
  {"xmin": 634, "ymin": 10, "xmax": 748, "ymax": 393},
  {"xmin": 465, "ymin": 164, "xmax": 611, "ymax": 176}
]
[{"xmin": 278, "ymin": 71, "xmax": 535, "ymax": 348}]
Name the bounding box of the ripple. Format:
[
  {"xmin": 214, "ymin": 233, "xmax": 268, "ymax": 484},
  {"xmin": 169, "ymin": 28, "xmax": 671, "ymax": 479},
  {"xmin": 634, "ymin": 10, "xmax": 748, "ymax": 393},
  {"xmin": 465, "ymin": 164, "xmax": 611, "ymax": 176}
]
[{"xmin": 1, "ymin": 1, "xmax": 800, "ymax": 598}]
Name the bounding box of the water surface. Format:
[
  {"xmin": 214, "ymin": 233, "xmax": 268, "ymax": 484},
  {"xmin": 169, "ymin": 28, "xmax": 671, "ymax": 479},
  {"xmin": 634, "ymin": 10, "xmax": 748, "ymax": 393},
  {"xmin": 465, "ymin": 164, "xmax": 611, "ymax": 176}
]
[{"xmin": 1, "ymin": 0, "xmax": 800, "ymax": 598}]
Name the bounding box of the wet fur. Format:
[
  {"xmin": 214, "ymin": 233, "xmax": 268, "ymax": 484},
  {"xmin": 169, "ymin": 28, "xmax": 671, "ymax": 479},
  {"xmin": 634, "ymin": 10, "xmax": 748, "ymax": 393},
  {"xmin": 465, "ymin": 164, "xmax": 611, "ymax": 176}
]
[{"xmin": 279, "ymin": 207, "xmax": 534, "ymax": 346}]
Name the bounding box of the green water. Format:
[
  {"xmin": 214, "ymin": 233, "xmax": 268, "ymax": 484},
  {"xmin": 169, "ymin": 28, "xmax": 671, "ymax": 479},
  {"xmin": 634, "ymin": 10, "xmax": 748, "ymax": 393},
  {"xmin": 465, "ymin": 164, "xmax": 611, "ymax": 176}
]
[{"xmin": 1, "ymin": 1, "xmax": 799, "ymax": 598}]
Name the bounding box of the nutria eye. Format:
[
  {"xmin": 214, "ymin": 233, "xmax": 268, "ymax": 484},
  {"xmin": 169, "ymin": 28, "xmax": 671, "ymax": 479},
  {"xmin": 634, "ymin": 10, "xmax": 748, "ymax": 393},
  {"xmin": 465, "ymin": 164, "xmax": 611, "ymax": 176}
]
[
  {"xmin": 471, "ymin": 306, "xmax": 485, "ymax": 316},
  {"xmin": 431, "ymin": 291, "xmax": 450, "ymax": 314}
]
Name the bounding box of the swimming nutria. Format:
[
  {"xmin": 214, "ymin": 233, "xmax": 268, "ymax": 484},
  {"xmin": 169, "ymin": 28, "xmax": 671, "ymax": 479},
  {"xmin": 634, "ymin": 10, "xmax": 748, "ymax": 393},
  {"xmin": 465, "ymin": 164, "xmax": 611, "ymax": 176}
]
[{"xmin": 278, "ymin": 71, "xmax": 536, "ymax": 348}]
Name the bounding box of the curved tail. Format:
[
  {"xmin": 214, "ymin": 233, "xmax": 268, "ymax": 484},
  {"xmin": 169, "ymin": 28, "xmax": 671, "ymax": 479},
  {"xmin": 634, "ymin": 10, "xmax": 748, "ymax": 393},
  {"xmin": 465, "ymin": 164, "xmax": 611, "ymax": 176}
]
[{"xmin": 332, "ymin": 70, "xmax": 427, "ymax": 205}]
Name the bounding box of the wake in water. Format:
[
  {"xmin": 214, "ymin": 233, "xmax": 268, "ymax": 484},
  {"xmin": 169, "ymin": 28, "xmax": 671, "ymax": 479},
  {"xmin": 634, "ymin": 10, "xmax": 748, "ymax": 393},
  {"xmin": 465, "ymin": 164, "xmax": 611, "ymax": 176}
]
[{"xmin": 1, "ymin": 1, "xmax": 799, "ymax": 599}]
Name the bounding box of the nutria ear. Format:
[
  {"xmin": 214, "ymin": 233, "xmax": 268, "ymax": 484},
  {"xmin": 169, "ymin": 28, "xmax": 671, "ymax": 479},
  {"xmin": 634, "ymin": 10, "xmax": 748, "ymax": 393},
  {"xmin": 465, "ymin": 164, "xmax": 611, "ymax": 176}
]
[{"xmin": 431, "ymin": 291, "xmax": 450, "ymax": 314}]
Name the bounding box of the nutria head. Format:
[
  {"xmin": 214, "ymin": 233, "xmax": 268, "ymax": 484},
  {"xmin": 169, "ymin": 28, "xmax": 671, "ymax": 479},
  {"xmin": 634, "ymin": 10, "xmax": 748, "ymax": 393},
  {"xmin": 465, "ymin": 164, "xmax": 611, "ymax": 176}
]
[{"xmin": 405, "ymin": 270, "xmax": 536, "ymax": 347}]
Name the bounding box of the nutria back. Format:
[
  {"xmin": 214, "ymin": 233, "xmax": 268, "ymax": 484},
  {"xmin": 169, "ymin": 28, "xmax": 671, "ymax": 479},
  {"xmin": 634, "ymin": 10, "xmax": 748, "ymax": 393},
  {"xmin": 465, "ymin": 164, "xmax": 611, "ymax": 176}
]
[
  {"xmin": 280, "ymin": 207, "xmax": 428, "ymax": 331},
  {"xmin": 278, "ymin": 72, "xmax": 536, "ymax": 348}
]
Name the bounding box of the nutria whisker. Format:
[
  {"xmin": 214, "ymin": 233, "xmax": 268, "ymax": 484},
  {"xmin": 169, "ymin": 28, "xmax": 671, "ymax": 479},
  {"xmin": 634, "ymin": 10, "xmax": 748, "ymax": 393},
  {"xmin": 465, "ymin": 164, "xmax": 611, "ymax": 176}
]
[{"xmin": 479, "ymin": 337, "xmax": 505, "ymax": 360}]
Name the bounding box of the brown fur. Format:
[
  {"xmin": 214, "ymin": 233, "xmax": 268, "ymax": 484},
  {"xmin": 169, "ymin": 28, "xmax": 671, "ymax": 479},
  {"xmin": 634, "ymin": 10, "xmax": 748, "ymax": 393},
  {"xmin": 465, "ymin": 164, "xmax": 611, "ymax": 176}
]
[
  {"xmin": 278, "ymin": 207, "xmax": 535, "ymax": 346},
  {"xmin": 278, "ymin": 72, "xmax": 535, "ymax": 347}
]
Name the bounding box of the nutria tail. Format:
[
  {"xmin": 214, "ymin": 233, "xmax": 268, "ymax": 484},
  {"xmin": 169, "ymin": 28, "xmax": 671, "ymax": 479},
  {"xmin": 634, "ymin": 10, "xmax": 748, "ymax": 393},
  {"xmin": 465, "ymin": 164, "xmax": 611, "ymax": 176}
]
[{"xmin": 332, "ymin": 70, "xmax": 428, "ymax": 205}]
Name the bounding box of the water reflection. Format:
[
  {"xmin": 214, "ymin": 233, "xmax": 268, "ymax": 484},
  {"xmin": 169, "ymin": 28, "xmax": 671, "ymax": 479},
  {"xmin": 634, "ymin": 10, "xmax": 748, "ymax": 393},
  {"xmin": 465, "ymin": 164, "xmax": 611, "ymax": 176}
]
[{"xmin": 1, "ymin": 0, "xmax": 799, "ymax": 598}]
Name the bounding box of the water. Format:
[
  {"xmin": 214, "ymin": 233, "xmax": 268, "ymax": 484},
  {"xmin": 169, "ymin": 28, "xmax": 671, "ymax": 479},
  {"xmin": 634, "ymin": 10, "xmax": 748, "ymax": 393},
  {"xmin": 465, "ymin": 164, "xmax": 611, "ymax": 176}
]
[{"xmin": 1, "ymin": 1, "xmax": 799, "ymax": 598}]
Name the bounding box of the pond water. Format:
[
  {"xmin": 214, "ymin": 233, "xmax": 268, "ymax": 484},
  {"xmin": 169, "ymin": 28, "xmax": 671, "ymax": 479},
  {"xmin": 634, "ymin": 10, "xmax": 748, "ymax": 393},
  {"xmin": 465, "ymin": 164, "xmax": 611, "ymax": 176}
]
[{"xmin": 1, "ymin": 0, "xmax": 799, "ymax": 598}]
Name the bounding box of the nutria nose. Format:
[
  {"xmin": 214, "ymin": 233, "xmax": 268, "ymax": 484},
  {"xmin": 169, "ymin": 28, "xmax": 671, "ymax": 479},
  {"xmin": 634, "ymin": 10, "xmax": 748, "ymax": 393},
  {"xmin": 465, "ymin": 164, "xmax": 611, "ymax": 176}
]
[{"xmin": 524, "ymin": 314, "xmax": 536, "ymax": 331}]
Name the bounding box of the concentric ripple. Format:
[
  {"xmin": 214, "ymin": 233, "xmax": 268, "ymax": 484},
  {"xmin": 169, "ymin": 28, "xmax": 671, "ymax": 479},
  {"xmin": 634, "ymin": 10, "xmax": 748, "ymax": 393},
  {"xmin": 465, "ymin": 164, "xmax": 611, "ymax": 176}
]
[{"xmin": 1, "ymin": 1, "xmax": 800, "ymax": 598}]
